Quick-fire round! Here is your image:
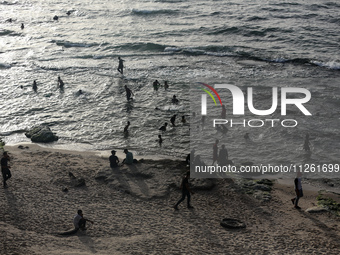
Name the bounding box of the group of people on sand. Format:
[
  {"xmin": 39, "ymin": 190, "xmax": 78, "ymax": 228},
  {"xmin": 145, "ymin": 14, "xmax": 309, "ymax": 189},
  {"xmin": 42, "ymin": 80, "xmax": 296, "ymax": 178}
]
[{"xmin": 109, "ymin": 149, "xmax": 134, "ymax": 168}]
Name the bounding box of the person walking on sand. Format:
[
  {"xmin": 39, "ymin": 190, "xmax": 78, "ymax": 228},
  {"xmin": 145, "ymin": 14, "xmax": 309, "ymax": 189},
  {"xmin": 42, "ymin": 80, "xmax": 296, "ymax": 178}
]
[
  {"xmin": 291, "ymin": 171, "xmax": 303, "ymax": 209},
  {"xmin": 73, "ymin": 210, "xmax": 94, "ymax": 231},
  {"xmin": 174, "ymin": 171, "xmax": 194, "ymax": 210},
  {"xmin": 117, "ymin": 57, "xmax": 124, "ymax": 75},
  {"xmin": 109, "ymin": 150, "xmax": 119, "ymax": 168},
  {"xmin": 1, "ymin": 152, "xmax": 11, "ymax": 188},
  {"xmin": 124, "ymin": 85, "xmax": 134, "ymax": 101}
]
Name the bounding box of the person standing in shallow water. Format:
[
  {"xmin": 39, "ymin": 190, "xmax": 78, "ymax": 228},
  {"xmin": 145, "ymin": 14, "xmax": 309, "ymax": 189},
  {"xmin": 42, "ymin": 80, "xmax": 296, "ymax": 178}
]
[
  {"xmin": 174, "ymin": 171, "xmax": 194, "ymax": 210},
  {"xmin": 117, "ymin": 57, "xmax": 124, "ymax": 75},
  {"xmin": 33, "ymin": 80, "xmax": 37, "ymax": 91},
  {"xmin": 58, "ymin": 76, "xmax": 64, "ymax": 89},
  {"xmin": 124, "ymin": 85, "xmax": 134, "ymax": 101}
]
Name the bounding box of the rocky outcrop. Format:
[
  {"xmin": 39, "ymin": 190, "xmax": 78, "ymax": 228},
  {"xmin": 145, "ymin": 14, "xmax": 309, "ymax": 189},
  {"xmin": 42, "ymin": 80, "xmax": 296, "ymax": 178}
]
[{"xmin": 25, "ymin": 125, "xmax": 58, "ymax": 143}]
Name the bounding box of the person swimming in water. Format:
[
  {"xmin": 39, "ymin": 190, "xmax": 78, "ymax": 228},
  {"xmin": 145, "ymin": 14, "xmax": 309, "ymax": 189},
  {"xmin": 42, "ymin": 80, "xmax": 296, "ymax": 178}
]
[
  {"xmin": 159, "ymin": 123, "xmax": 168, "ymax": 132},
  {"xmin": 117, "ymin": 57, "xmax": 124, "ymax": 75},
  {"xmin": 124, "ymin": 121, "xmax": 130, "ymax": 133},
  {"xmin": 124, "ymin": 85, "xmax": 134, "ymax": 101},
  {"xmin": 172, "ymin": 95, "xmax": 179, "ymax": 104},
  {"xmin": 170, "ymin": 115, "xmax": 177, "ymax": 126}
]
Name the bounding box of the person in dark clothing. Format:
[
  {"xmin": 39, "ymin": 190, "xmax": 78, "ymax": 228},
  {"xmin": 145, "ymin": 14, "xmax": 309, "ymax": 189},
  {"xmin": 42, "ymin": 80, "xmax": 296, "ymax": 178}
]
[
  {"xmin": 153, "ymin": 80, "xmax": 161, "ymax": 91},
  {"xmin": 291, "ymin": 171, "xmax": 303, "ymax": 209},
  {"xmin": 124, "ymin": 85, "xmax": 134, "ymax": 101},
  {"xmin": 73, "ymin": 210, "xmax": 94, "ymax": 231},
  {"xmin": 170, "ymin": 114, "xmax": 177, "ymax": 126},
  {"xmin": 218, "ymin": 144, "xmax": 228, "ymax": 166},
  {"xmin": 1, "ymin": 152, "xmax": 11, "ymax": 188},
  {"xmin": 117, "ymin": 57, "xmax": 124, "ymax": 74},
  {"xmin": 58, "ymin": 76, "xmax": 64, "ymax": 88},
  {"xmin": 174, "ymin": 171, "xmax": 194, "ymax": 210},
  {"xmin": 109, "ymin": 150, "xmax": 119, "ymax": 168}
]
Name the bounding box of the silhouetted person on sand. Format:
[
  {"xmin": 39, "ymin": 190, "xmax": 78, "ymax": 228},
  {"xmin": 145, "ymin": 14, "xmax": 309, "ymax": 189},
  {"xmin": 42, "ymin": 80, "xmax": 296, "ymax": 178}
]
[
  {"xmin": 73, "ymin": 210, "xmax": 94, "ymax": 231},
  {"xmin": 58, "ymin": 76, "xmax": 64, "ymax": 88},
  {"xmin": 291, "ymin": 171, "xmax": 303, "ymax": 209},
  {"xmin": 174, "ymin": 171, "xmax": 194, "ymax": 210},
  {"xmin": 122, "ymin": 149, "xmax": 134, "ymax": 165},
  {"xmin": 170, "ymin": 114, "xmax": 177, "ymax": 126},
  {"xmin": 1, "ymin": 152, "xmax": 11, "ymax": 188},
  {"xmin": 124, "ymin": 85, "xmax": 133, "ymax": 101},
  {"xmin": 159, "ymin": 122, "xmax": 168, "ymax": 132},
  {"xmin": 33, "ymin": 80, "xmax": 37, "ymax": 91},
  {"xmin": 117, "ymin": 57, "xmax": 124, "ymax": 74},
  {"xmin": 109, "ymin": 150, "xmax": 119, "ymax": 168}
]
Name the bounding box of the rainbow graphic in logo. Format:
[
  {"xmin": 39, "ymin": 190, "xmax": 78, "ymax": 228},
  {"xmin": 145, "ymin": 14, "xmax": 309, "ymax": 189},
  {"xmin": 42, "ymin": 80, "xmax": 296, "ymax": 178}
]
[{"xmin": 197, "ymin": 82, "xmax": 223, "ymax": 106}]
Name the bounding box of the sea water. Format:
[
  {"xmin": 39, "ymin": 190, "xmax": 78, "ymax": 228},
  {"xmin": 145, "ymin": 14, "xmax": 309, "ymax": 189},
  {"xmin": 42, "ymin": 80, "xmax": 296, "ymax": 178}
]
[{"xmin": 0, "ymin": 0, "xmax": 339, "ymax": 167}]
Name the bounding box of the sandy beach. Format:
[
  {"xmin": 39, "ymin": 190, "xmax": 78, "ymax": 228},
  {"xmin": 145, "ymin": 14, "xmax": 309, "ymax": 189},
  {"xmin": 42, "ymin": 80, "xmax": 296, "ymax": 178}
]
[{"xmin": 1, "ymin": 144, "xmax": 340, "ymax": 255}]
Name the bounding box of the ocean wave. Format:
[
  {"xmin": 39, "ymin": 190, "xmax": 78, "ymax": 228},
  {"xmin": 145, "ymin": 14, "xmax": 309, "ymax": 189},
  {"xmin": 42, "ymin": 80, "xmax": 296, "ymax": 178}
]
[
  {"xmin": 311, "ymin": 60, "xmax": 340, "ymax": 70},
  {"xmin": 52, "ymin": 40, "xmax": 104, "ymax": 48},
  {"xmin": 114, "ymin": 42, "xmax": 169, "ymax": 52},
  {"xmin": 0, "ymin": 1, "xmax": 18, "ymax": 5},
  {"xmin": 0, "ymin": 63, "xmax": 11, "ymax": 69},
  {"xmin": 131, "ymin": 8, "xmax": 179, "ymax": 16},
  {"xmin": 0, "ymin": 29, "xmax": 21, "ymax": 36}
]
